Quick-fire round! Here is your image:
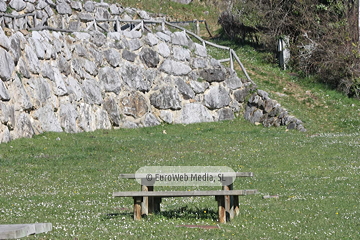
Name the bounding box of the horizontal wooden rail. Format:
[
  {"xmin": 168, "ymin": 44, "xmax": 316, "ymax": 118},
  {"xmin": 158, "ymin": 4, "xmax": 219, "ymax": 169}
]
[
  {"xmin": 113, "ymin": 189, "xmax": 258, "ymax": 197},
  {"xmin": 119, "ymin": 172, "xmax": 254, "ymax": 179},
  {"xmin": 3, "ymin": 11, "xmax": 254, "ymax": 84}
]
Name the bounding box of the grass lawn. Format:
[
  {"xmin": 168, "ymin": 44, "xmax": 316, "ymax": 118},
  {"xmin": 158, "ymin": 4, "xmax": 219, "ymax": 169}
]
[
  {"xmin": 1, "ymin": 1, "xmax": 359, "ymax": 238},
  {"xmin": 0, "ymin": 110, "xmax": 359, "ymax": 239}
]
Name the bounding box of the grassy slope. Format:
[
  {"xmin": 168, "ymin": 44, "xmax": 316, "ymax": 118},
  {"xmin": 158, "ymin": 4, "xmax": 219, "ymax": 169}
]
[{"xmin": 0, "ymin": 1, "xmax": 359, "ymax": 239}]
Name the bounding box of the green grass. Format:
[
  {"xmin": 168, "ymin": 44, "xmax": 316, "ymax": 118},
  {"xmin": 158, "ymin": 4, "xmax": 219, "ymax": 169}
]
[
  {"xmin": 1, "ymin": 1, "xmax": 360, "ymax": 239},
  {"xmin": 0, "ymin": 116, "xmax": 359, "ymax": 239}
]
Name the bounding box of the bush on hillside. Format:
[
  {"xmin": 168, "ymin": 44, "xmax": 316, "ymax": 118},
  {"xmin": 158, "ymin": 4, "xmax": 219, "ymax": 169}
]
[{"xmin": 218, "ymin": 0, "xmax": 360, "ymax": 98}]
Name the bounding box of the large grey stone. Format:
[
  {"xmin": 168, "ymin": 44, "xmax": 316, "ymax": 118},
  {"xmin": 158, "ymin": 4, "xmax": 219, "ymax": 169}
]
[
  {"xmin": 14, "ymin": 113, "xmax": 35, "ymax": 139},
  {"xmin": 143, "ymin": 113, "xmax": 161, "ymax": 127},
  {"xmin": 119, "ymin": 63, "xmax": 151, "ymax": 92},
  {"xmin": 175, "ymin": 78, "xmax": 195, "ymax": 100},
  {"xmin": 17, "ymin": 58, "xmax": 31, "ymax": 79},
  {"xmin": 150, "ymin": 86, "xmax": 181, "ymax": 110},
  {"xmin": 171, "ymin": 31, "xmax": 189, "ymax": 46},
  {"xmin": 72, "ymin": 58, "xmax": 90, "ymax": 79},
  {"xmin": 24, "ymin": 2, "xmax": 35, "ymax": 13},
  {"xmin": 78, "ymin": 103, "xmax": 96, "ymax": 132},
  {"xmin": 0, "ymin": 0, "xmax": 7, "ymax": 12},
  {"xmin": 57, "ymin": 55, "xmax": 71, "ymax": 76},
  {"xmin": 0, "ymin": 103, "xmax": 15, "ymax": 129},
  {"xmin": 9, "ymin": 0, "xmax": 26, "ymax": 11},
  {"xmin": 103, "ymin": 96, "xmax": 121, "ymax": 126},
  {"xmin": 120, "ymin": 91, "xmax": 149, "ymax": 118},
  {"xmin": 225, "ymin": 74, "xmax": 243, "ymax": 90},
  {"xmin": 36, "ymin": 0, "xmax": 47, "ymax": 10},
  {"xmin": 160, "ymin": 110, "xmax": 173, "ymax": 124},
  {"xmin": 173, "ymin": 46, "xmax": 190, "ymax": 61},
  {"xmin": 0, "ymin": 80, "xmax": 10, "ymax": 101},
  {"xmin": 103, "ymin": 48, "xmax": 121, "ymax": 67},
  {"xmin": 9, "ymin": 34, "xmax": 22, "ymax": 64},
  {"xmin": 109, "ymin": 4, "xmax": 120, "ymax": 15},
  {"xmin": 258, "ymin": 89, "xmax": 270, "ymax": 100},
  {"xmin": 89, "ymin": 47, "xmax": 104, "ymax": 67},
  {"xmin": 94, "ymin": 107, "xmax": 111, "ymax": 130},
  {"xmin": 70, "ymin": 1, "xmax": 82, "ymax": 11},
  {"xmin": 204, "ymin": 85, "xmax": 231, "ymax": 109},
  {"xmin": 10, "ymin": 75, "xmax": 33, "ymax": 111},
  {"xmin": 156, "ymin": 32, "xmax": 171, "ymax": 42},
  {"xmin": 160, "ymin": 59, "xmax": 191, "ymax": 76},
  {"xmin": 122, "ymin": 38, "xmax": 142, "ymax": 51},
  {"xmin": 82, "ymin": 79, "xmax": 103, "ymax": 105},
  {"xmin": 171, "ymin": 0, "xmax": 193, "ymax": 4},
  {"xmin": 83, "ymin": 58, "xmax": 98, "ymax": 76},
  {"xmin": 191, "ymin": 58, "xmax": 207, "ymax": 69},
  {"xmin": 175, "ymin": 103, "xmax": 213, "ymax": 124},
  {"xmin": 0, "ymin": 223, "xmax": 52, "ymax": 239},
  {"xmin": 24, "ymin": 45, "xmax": 40, "ymax": 74},
  {"xmin": 0, "ymin": 49, "xmax": 15, "ymax": 81},
  {"xmin": 84, "ymin": 1, "xmax": 95, "ymax": 12},
  {"xmin": 157, "ymin": 42, "xmax": 171, "ymax": 57},
  {"xmin": 234, "ymin": 88, "xmax": 249, "ymax": 103},
  {"xmin": 41, "ymin": 62, "xmax": 55, "ymax": 81},
  {"xmin": 193, "ymin": 43, "xmax": 207, "ymax": 57},
  {"xmin": 98, "ymin": 66, "xmax": 122, "ymax": 94},
  {"xmin": 53, "ymin": 68, "xmax": 68, "ymax": 96},
  {"xmin": 218, "ymin": 108, "xmax": 235, "ymax": 121},
  {"xmin": 74, "ymin": 44, "xmax": 88, "ymax": 58},
  {"xmin": 189, "ymin": 80, "xmax": 209, "ymax": 94},
  {"xmin": 123, "ymin": 30, "xmax": 142, "ymax": 39},
  {"xmin": 33, "ymin": 104, "xmax": 62, "ymax": 132},
  {"xmin": 65, "ymin": 76, "xmax": 83, "ymax": 101},
  {"xmin": 122, "ymin": 49, "xmax": 137, "ymax": 62},
  {"xmin": 200, "ymin": 67, "xmax": 226, "ymax": 82},
  {"xmin": 78, "ymin": 12, "xmax": 94, "ymax": 21},
  {"xmin": 29, "ymin": 38, "xmax": 45, "ymax": 59},
  {"xmin": 56, "ymin": 2, "xmax": 72, "ymax": 14},
  {"xmin": 26, "ymin": 77, "xmax": 51, "ymax": 108},
  {"xmin": 145, "ymin": 33, "xmax": 159, "ymax": 46},
  {"xmin": 90, "ymin": 31, "xmax": 106, "ymax": 47},
  {"xmin": 140, "ymin": 47, "xmax": 160, "ymax": 68},
  {"xmin": 0, "ymin": 28, "xmax": 10, "ymax": 51},
  {"xmin": 244, "ymin": 105, "xmax": 263, "ymax": 124},
  {"xmin": 0, "ymin": 124, "xmax": 11, "ymax": 143}
]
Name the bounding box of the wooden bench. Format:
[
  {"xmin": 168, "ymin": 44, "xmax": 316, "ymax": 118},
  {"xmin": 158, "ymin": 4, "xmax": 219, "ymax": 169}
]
[
  {"xmin": 114, "ymin": 172, "xmax": 257, "ymax": 223},
  {"xmin": 113, "ymin": 189, "xmax": 257, "ymax": 223}
]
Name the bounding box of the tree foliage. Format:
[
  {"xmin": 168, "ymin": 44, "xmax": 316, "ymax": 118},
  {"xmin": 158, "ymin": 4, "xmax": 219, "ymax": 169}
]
[{"xmin": 219, "ymin": 0, "xmax": 360, "ymax": 98}]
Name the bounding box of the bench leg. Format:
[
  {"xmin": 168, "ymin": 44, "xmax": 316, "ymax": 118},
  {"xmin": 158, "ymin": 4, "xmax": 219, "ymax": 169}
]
[
  {"xmin": 234, "ymin": 195, "xmax": 240, "ymax": 216},
  {"xmin": 223, "ymin": 182, "xmax": 234, "ymax": 220},
  {"xmin": 141, "ymin": 185, "xmax": 154, "ymax": 215},
  {"xmin": 215, "ymin": 196, "xmax": 226, "ymax": 223},
  {"xmin": 133, "ymin": 197, "xmax": 142, "ymax": 220},
  {"xmin": 154, "ymin": 197, "xmax": 161, "ymax": 213}
]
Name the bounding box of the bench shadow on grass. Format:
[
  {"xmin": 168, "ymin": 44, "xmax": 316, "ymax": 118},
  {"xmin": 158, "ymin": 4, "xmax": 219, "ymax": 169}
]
[
  {"xmin": 102, "ymin": 206, "xmax": 218, "ymax": 221},
  {"xmin": 156, "ymin": 206, "xmax": 218, "ymax": 221},
  {"xmin": 101, "ymin": 212, "xmax": 133, "ymax": 221}
]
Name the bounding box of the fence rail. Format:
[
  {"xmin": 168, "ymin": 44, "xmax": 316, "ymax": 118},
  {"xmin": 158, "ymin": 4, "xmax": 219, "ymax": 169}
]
[{"xmin": 0, "ymin": 13, "xmax": 254, "ymax": 85}]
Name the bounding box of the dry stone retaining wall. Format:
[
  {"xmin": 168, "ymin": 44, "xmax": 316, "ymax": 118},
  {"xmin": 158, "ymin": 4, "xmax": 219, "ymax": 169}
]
[{"xmin": 0, "ymin": 0, "xmax": 305, "ymax": 143}]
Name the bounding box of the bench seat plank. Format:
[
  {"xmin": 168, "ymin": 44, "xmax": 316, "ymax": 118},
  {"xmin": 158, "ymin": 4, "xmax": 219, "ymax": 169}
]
[
  {"xmin": 119, "ymin": 172, "xmax": 253, "ymax": 179},
  {"xmin": 113, "ymin": 189, "xmax": 257, "ymax": 197}
]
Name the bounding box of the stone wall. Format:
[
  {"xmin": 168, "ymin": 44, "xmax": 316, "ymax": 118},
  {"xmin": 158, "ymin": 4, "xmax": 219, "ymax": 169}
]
[{"xmin": 0, "ymin": 0, "xmax": 305, "ymax": 143}]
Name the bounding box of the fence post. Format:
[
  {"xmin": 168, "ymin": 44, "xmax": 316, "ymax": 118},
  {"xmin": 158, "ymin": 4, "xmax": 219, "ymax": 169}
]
[
  {"xmin": 116, "ymin": 17, "xmax": 120, "ymax": 32},
  {"xmin": 93, "ymin": 19, "xmax": 98, "ymax": 31},
  {"xmin": 230, "ymin": 49, "xmax": 234, "ymax": 71}
]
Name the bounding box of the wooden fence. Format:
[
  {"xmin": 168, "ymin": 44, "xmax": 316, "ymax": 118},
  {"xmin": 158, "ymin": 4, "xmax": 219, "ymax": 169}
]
[{"xmin": 0, "ymin": 13, "xmax": 254, "ymax": 84}]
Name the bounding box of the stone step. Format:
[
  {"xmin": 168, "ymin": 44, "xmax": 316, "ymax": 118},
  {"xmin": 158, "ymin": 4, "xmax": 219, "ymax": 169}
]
[{"xmin": 0, "ymin": 223, "xmax": 52, "ymax": 239}]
